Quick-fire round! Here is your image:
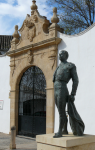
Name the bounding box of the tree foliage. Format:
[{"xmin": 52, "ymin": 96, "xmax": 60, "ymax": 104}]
[{"xmin": 46, "ymin": 0, "xmax": 95, "ymax": 34}]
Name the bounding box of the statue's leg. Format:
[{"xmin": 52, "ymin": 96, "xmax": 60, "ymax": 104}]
[
  {"xmin": 62, "ymin": 93, "xmax": 69, "ymax": 134},
  {"xmin": 53, "ymin": 90, "xmax": 67, "ymax": 138},
  {"xmin": 62, "ymin": 117, "xmax": 68, "ymax": 134}
]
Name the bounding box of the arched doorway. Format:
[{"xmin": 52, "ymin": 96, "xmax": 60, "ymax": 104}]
[{"xmin": 18, "ymin": 66, "xmax": 46, "ymax": 137}]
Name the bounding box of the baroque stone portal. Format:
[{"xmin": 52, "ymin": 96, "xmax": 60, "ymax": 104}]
[
  {"xmin": 53, "ymin": 50, "xmax": 85, "ymax": 138},
  {"xmin": 7, "ymin": 0, "xmax": 63, "ymax": 135}
]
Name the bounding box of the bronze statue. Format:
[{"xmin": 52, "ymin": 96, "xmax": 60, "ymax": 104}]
[{"xmin": 53, "ymin": 50, "xmax": 85, "ymax": 138}]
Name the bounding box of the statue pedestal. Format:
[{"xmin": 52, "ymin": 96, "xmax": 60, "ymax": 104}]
[{"xmin": 36, "ymin": 133, "xmax": 95, "ymax": 150}]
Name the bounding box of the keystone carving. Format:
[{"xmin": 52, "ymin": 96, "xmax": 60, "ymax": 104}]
[{"xmin": 27, "ymin": 50, "xmax": 33, "ymax": 64}]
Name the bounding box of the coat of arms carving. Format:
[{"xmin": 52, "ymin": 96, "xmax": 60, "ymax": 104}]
[
  {"xmin": 27, "ymin": 26, "xmax": 36, "ymax": 42},
  {"xmin": 24, "ymin": 20, "xmax": 36, "ymax": 42}
]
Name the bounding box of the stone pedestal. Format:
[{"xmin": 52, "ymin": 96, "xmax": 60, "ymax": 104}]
[{"xmin": 36, "ymin": 133, "xmax": 95, "ymax": 150}]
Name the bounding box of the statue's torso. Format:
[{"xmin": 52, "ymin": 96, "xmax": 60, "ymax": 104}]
[{"xmin": 55, "ymin": 62, "xmax": 73, "ymax": 83}]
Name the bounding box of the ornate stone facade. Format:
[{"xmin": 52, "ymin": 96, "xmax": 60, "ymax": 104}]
[{"xmin": 7, "ymin": 0, "xmax": 62, "ymax": 135}]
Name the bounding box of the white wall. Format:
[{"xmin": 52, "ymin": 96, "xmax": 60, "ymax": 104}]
[
  {"xmin": 0, "ymin": 56, "xmax": 10, "ymax": 134},
  {"xmin": 55, "ymin": 24, "xmax": 95, "ymax": 135}
]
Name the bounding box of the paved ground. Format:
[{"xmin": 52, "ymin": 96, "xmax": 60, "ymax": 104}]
[{"xmin": 0, "ymin": 133, "xmax": 37, "ymax": 150}]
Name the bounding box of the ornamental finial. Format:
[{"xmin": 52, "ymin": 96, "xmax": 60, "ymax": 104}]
[
  {"xmin": 51, "ymin": 7, "xmax": 59, "ymax": 24},
  {"xmin": 12, "ymin": 25, "xmax": 19, "ymax": 44},
  {"xmin": 13, "ymin": 25, "xmax": 19, "ymax": 39},
  {"xmin": 31, "ymin": 0, "xmax": 38, "ymax": 11}
]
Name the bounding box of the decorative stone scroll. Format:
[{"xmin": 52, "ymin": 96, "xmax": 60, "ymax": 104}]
[
  {"xmin": 25, "ymin": 20, "xmax": 34, "ymax": 28},
  {"xmin": 10, "ymin": 60, "xmax": 15, "ymax": 77},
  {"xmin": 48, "ymin": 45, "xmax": 57, "ymax": 70},
  {"xmin": 10, "ymin": 58, "xmax": 22, "ymax": 77}
]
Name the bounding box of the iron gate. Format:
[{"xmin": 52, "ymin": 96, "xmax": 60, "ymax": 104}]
[{"xmin": 18, "ymin": 66, "xmax": 46, "ymax": 137}]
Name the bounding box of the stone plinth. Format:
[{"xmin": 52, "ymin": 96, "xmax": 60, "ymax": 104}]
[{"xmin": 36, "ymin": 133, "xmax": 95, "ymax": 150}]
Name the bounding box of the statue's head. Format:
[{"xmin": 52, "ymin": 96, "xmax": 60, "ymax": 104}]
[{"xmin": 59, "ymin": 50, "xmax": 69, "ymax": 62}]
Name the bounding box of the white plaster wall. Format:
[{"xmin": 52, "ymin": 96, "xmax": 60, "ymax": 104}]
[
  {"xmin": 0, "ymin": 56, "xmax": 10, "ymax": 134},
  {"xmin": 55, "ymin": 24, "xmax": 95, "ymax": 135}
]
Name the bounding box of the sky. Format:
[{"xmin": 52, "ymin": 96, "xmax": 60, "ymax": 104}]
[{"xmin": 0, "ymin": 0, "xmax": 52, "ymax": 35}]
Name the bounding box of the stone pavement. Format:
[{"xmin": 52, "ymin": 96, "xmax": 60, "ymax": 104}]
[{"xmin": 0, "ymin": 133, "xmax": 37, "ymax": 150}]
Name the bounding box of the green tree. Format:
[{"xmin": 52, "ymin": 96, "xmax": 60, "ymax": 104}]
[{"xmin": 46, "ymin": 0, "xmax": 95, "ymax": 34}]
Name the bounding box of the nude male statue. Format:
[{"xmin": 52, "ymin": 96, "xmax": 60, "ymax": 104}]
[{"xmin": 53, "ymin": 50, "xmax": 79, "ymax": 138}]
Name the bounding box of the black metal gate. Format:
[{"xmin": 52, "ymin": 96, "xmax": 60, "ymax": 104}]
[{"xmin": 18, "ymin": 66, "xmax": 46, "ymax": 137}]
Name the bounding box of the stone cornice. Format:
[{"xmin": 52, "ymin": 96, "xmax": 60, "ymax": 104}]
[{"xmin": 6, "ymin": 37, "xmax": 61, "ymax": 56}]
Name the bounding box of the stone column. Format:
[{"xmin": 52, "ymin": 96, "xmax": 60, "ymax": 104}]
[
  {"xmin": 9, "ymin": 90, "xmax": 19, "ymax": 135},
  {"xmin": 46, "ymin": 87, "xmax": 55, "ymax": 133},
  {"xmin": 10, "ymin": 91, "xmax": 16, "ymax": 131}
]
